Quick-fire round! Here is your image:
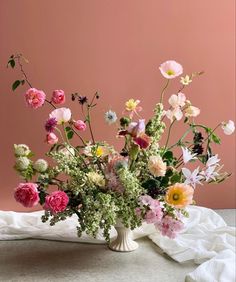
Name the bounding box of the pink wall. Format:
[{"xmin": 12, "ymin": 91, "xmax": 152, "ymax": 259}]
[{"xmin": 0, "ymin": 0, "xmax": 235, "ymax": 211}]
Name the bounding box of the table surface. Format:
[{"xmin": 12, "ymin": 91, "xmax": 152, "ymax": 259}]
[{"xmin": 0, "ymin": 209, "xmax": 235, "ymax": 282}]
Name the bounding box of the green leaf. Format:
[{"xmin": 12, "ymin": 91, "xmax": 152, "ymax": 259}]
[
  {"xmin": 171, "ymin": 174, "xmax": 182, "ymax": 184},
  {"xmin": 163, "ymin": 151, "xmax": 173, "ymax": 161},
  {"xmin": 65, "ymin": 126, "xmax": 72, "ymax": 132},
  {"xmin": 39, "ymin": 191, "xmax": 46, "ymax": 205},
  {"xmin": 9, "ymin": 59, "xmax": 15, "ymax": 68},
  {"xmin": 211, "ymin": 133, "xmax": 221, "ymax": 144},
  {"xmin": 12, "ymin": 80, "xmax": 21, "ymax": 91},
  {"xmin": 67, "ymin": 131, "xmax": 74, "ymax": 140}
]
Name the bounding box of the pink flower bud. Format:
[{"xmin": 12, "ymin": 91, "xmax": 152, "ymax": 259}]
[
  {"xmin": 51, "ymin": 90, "xmax": 65, "ymax": 105},
  {"xmin": 46, "ymin": 132, "xmax": 58, "ymax": 144},
  {"xmin": 74, "ymin": 120, "xmax": 86, "ymax": 131}
]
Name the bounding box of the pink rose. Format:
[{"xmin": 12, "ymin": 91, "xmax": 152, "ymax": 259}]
[
  {"xmin": 25, "ymin": 88, "xmax": 46, "ymax": 109},
  {"xmin": 74, "ymin": 120, "xmax": 86, "ymax": 131},
  {"xmin": 44, "ymin": 191, "xmax": 69, "ymax": 214},
  {"xmin": 14, "ymin": 183, "xmax": 39, "ymax": 208},
  {"xmin": 52, "ymin": 90, "xmax": 65, "ymax": 105},
  {"xmin": 46, "ymin": 132, "xmax": 58, "ymax": 144}
]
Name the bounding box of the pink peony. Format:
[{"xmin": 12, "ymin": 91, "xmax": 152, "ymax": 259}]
[
  {"xmin": 25, "ymin": 88, "xmax": 46, "ymax": 109},
  {"xmin": 44, "ymin": 191, "xmax": 69, "ymax": 214},
  {"xmin": 74, "ymin": 120, "xmax": 86, "ymax": 131},
  {"xmin": 159, "ymin": 61, "xmax": 183, "ymax": 79},
  {"xmin": 51, "ymin": 90, "xmax": 65, "ymax": 105},
  {"xmin": 155, "ymin": 216, "xmax": 184, "ymax": 239},
  {"xmin": 46, "ymin": 132, "xmax": 58, "ymax": 144},
  {"xmin": 14, "ymin": 183, "xmax": 39, "ymax": 208}
]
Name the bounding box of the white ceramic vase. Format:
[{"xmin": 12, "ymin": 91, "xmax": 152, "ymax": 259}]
[{"xmin": 109, "ymin": 220, "xmax": 139, "ymax": 252}]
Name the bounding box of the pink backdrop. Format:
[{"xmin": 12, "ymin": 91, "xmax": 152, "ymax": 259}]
[{"xmin": 0, "ymin": 0, "xmax": 235, "ymax": 211}]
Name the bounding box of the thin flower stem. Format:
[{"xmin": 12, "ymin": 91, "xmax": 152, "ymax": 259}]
[
  {"xmin": 160, "ymin": 79, "xmax": 170, "ymax": 104},
  {"xmin": 163, "ymin": 120, "xmax": 176, "ymax": 152}
]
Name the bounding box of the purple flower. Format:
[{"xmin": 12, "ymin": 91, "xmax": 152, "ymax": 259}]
[{"xmin": 45, "ymin": 117, "xmax": 57, "ymax": 132}]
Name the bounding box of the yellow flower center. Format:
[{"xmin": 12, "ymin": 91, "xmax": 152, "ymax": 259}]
[
  {"xmin": 96, "ymin": 147, "xmax": 104, "ymax": 157},
  {"xmin": 166, "ymin": 69, "xmax": 175, "ymax": 76},
  {"xmin": 125, "ymin": 99, "xmax": 138, "ymax": 111},
  {"xmin": 173, "ymin": 193, "xmax": 180, "ymax": 201}
]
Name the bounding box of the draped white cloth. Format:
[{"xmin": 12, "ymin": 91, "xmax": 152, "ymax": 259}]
[{"xmin": 0, "ymin": 206, "xmax": 235, "ymax": 282}]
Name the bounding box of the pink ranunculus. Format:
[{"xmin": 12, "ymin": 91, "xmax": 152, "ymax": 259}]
[
  {"xmin": 44, "ymin": 191, "xmax": 69, "ymax": 214},
  {"xmin": 159, "ymin": 60, "xmax": 183, "ymax": 79},
  {"xmin": 155, "ymin": 216, "xmax": 184, "ymax": 239},
  {"xmin": 25, "ymin": 88, "xmax": 46, "ymax": 109},
  {"xmin": 74, "ymin": 120, "xmax": 86, "ymax": 131},
  {"xmin": 49, "ymin": 107, "xmax": 71, "ymax": 124},
  {"xmin": 46, "ymin": 132, "xmax": 58, "ymax": 144},
  {"xmin": 52, "ymin": 90, "xmax": 65, "ymax": 105},
  {"xmin": 14, "ymin": 183, "xmax": 39, "ymax": 208}
]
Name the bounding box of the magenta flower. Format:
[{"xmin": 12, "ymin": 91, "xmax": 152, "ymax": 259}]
[
  {"xmin": 159, "ymin": 61, "xmax": 183, "ymax": 79},
  {"xmin": 45, "ymin": 117, "xmax": 57, "ymax": 132},
  {"xmin": 52, "ymin": 90, "xmax": 65, "ymax": 105},
  {"xmin": 133, "ymin": 133, "xmax": 151, "ymax": 149},
  {"xmin": 155, "ymin": 216, "xmax": 184, "ymax": 239},
  {"xmin": 14, "ymin": 183, "xmax": 39, "ymax": 208},
  {"xmin": 44, "ymin": 191, "xmax": 69, "ymax": 214},
  {"xmin": 25, "ymin": 88, "xmax": 46, "ymax": 109},
  {"xmin": 46, "ymin": 132, "xmax": 58, "ymax": 145},
  {"xmin": 74, "ymin": 120, "xmax": 86, "ymax": 131}
]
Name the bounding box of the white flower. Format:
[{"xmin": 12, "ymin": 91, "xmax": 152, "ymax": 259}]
[
  {"xmin": 206, "ymin": 154, "xmax": 220, "ymax": 167},
  {"xmin": 14, "ymin": 144, "xmax": 30, "ymax": 157},
  {"xmin": 33, "ymin": 159, "xmax": 48, "ymax": 173},
  {"xmin": 87, "ymin": 171, "xmax": 105, "ymax": 187},
  {"xmin": 221, "ymin": 120, "xmax": 235, "ymax": 135},
  {"xmin": 181, "ymin": 147, "xmax": 197, "ymax": 164},
  {"xmin": 104, "ymin": 110, "xmax": 117, "ymax": 125},
  {"xmin": 49, "ymin": 107, "xmax": 71, "ymax": 124},
  {"xmin": 148, "ymin": 155, "xmax": 167, "ymax": 177},
  {"xmin": 201, "ymin": 166, "xmax": 219, "ymax": 182},
  {"xmin": 59, "ymin": 146, "xmax": 75, "ymax": 158},
  {"xmin": 159, "ymin": 60, "xmax": 183, "ymax": 79},
  {"xmin": 180, "ymin": 75, "xmax": 192, "ymax": 86},
  {"xmin": 182, "ymin": 167, "xmax": 204, "ymax": 188},
  {"xmin": 166, "ymin": 107, "xmax": 183, "ymax": 122},
  {"xmin": 185, "ymin": 106, "xmax": 200, "ymax": 118},
  {"xmin": 168, "ymin": 93, "xmax": 186, "ymax": 108},
  {"xmin": 15, "ymin": 157, "xmax": 30, "ymax": 171}
]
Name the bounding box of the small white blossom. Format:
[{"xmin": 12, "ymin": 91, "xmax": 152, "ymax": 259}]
[
  {"xmin": 181, "ymin": 147, "xmax": 197, "ymax": 164},
  {"xmin": 59, "ymin": 147, "xmax": 75, "ymax": 158},
  {"xmin": 33, "ymin": 159, "xmax": 48, "ymax": 173},
  {"xmin": 180, "ymin": 75, "xmax": 192, "ymax": 86},
  {"xmin": 14, "ymin": 144, "xmax": 30, "ymax": 157},
  {"xmin": 15, "ymin": 157, "xmax": 30, "ymax": 171},
  {"xmin": 221, "ymin": 120, "xmax": 235, "ymax": 135},
  {"xmin": 104, "ymin": 110, "xmax": 117, "ymax": 125},
  {"xmin": 201, "ymin": 166, "xmax": 219, "ymax": 182},
  {"xmin": 182, "ymin": 167, "xmax": 204, "ymax": 188},
  {"xmin": 206, "ymin": 154, "xmax": 220, "ymax": 167}
]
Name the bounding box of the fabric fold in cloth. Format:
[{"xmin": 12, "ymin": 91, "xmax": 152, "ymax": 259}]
[{"xmin": 0, "ymin": 206, "xmax": 235, "ymax": 282}]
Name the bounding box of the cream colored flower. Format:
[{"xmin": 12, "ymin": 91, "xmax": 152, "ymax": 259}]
[
  {"xmin": 185, "ymin": 106, "xmax": 200, "ymax": 118},
  {"xmin": 148, "ymin": 155, "xmax": 167, "ymax": 177},
  {"xmin": 180, "ymin": 75, "xmax": 192, "ymax": 86},
  {"xmin": 87, "ymin": 172, "xmax": 105, "ymax": 187},
  {"xmin": 221, "ymin": 120, "xmax": 235, "ymax": 135}
]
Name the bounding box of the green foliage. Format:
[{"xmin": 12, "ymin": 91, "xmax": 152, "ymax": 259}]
[{"xmin": 12, "ymin": 80, "xmax": 21, "ymax": 91}]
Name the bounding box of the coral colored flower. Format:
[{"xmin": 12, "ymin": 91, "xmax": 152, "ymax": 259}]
[
  {"xmin": 221, "ymin": 120, "xmax": 235, "ymax": 135},
  {"xmin": 51, "ymin": 90, "xmax": 65, "ymax": 105},
  {"xmin": 155, "ymin": 216, "xmax": 184, "ymax": 239},
  {"xmin": 127, "ymin": 119, "xmax": 145, "ymax": 137},
  {"xmin": 25, "ymin": 88, "xmax": 46, "ymax": 109},
  {"xmin": 159, "ymin": 61, "xmax": 183, "ymax": 79},
  {"xmin": 148, "ymin": 155, "xmax": 167, "ymax": 177},
  {"xmin": 165, "ymin": 183, "xmax": 194, "ymax": 208},
  {"xmin": 14, "ymin": 183, "xmax": 39, "ymax": 208},
  {"xmin": 44, "ymin": 191, "xmax": 69, "ymax": 214},
  {"xmin": 46, "ymin": 132, "xmax": 58, "ymax": 145},
  {"xmin": 168, "ymin": 93, "xmax": 186, "ymax": 108},
  {"xmin": 185, "ymin": 106, "xmax": 200, "ymax": 118},
  {"xmin": 49, "ymin": 108, "xmax": 71, "ymax": 124},
  {"xmin": 74, "ymin": 120, "xmax": 86, "ymax": 131},
  {"xmin": 45, "ymin": 117, "xmax": 57, "ymax": 132},
  {"xmin": 134, "ymin": 133, "xmax": 151, "ymax": 149},
  {"xmin": 124, "ymin": 99, "xmax": 142, "ymax": 118}
]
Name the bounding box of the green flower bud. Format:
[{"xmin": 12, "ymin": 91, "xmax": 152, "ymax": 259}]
[
  {"xmin": 14, "ymin": 144, "xmax": 30, "ymax": 157},
  {"xmin": 33, "ymin": 159, "xmax": 48, "ymax": 173},
  {"xmin": 15, "ymin": 157, "xmax": 30, "ymax": 171},
  {"xmin": 120, "ymin": 117, "xmax": 131, "ymax": 127}
]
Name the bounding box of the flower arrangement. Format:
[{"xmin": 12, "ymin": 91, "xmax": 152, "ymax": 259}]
[{"xmin": 8, "ymin": 54, "xmax": 234, "ymax": 242}]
